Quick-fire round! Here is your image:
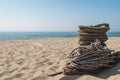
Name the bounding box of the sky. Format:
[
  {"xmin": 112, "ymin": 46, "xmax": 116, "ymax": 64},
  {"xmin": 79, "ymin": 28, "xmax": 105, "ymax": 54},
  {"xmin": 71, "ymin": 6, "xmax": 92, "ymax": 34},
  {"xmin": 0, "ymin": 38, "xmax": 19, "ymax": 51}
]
[{"xmin": 0, "ymin": 0, "xmax": 120, "ymax": 32}]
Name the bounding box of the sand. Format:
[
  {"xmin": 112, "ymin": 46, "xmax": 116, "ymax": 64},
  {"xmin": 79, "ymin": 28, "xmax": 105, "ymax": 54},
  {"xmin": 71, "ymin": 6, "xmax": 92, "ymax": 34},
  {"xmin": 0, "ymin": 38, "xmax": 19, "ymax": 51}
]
[{"xmin": 0, "ymin": 37, "xmax": 119, "ymax": 80}]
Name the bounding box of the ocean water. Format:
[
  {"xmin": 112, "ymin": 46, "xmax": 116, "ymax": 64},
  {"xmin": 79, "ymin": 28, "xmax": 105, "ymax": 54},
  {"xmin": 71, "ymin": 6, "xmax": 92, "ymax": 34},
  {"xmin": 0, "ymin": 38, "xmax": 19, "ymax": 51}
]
[{"xmin": 0, "ymin": 32, "xmax": 119, "ymax": 40}]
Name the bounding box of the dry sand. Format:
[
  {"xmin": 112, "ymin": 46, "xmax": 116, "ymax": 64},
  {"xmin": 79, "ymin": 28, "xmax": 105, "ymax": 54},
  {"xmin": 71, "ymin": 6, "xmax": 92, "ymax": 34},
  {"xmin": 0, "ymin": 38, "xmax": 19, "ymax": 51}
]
[{"xmin": 0, "ymin": 37, "xmax": 119, "ymax": 80}]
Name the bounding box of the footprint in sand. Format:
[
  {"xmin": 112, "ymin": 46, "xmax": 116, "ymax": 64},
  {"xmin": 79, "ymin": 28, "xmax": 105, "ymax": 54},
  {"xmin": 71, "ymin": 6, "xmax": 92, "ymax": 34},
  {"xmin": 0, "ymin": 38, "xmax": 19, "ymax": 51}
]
[
  {"xmin": 0, "ymin": 71, "xmax": 9, "ymax": 78},
  {"xmin": 4, "ymin": 73, "xmax": 24, "ymax": 80},
  {"xmin": 47, "ymin": 61, "xmax": 54, "ymax": 65}
]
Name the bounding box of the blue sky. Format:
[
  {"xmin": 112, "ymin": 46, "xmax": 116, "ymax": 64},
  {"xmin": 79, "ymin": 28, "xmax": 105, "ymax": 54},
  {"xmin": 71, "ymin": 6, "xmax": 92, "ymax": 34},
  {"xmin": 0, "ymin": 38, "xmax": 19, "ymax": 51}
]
[{"xmin": 0, "ymin": 0, "xmax": 120, "ymax": 32}]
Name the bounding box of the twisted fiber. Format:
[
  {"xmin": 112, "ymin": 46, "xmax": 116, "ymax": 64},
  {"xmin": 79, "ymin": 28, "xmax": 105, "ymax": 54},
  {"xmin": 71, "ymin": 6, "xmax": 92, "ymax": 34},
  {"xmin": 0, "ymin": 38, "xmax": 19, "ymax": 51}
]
[
  {"xmin": 48, "ymin": 41, "xmax": 119, "ymax": 76},
  {"xmin": 68, "ymin": 43, "xmax": 116, "ymax": 71}
]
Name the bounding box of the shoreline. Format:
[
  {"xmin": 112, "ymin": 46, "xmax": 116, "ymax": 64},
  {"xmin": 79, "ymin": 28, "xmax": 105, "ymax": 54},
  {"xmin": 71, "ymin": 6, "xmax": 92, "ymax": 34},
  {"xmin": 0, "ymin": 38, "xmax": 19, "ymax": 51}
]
[{"xmin": 0, "ymin": 36, "xmax": 119, "ymax": 41}]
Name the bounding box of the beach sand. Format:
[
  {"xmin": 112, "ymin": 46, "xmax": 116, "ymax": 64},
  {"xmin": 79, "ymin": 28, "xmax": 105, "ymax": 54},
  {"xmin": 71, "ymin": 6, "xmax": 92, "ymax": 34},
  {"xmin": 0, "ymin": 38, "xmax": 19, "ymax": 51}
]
[{"xmin": 0, "ymin": 37, "xmax": 119, "ymax": 80}]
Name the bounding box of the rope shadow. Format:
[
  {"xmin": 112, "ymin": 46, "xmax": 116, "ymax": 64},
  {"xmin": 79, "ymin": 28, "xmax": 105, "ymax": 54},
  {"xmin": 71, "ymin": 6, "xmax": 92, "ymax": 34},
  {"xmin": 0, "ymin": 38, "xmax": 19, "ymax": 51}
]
[
  {"xmin": 94, "ymin": 62, "xmax": 120, "ymax": 79},
  {"xmin": 59, "ymin": 63, "xmax": 120, "ymax": 80},
  {"xmin": 59, "ymin": 75, "xmax": 82, "ymax": 80}
]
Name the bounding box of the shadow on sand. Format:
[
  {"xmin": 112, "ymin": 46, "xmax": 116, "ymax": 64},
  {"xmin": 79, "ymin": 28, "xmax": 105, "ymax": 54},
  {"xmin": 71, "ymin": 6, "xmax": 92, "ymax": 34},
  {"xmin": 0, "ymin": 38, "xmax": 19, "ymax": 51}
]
[{"xmin": 59, "ymin": 63, "xmax": 120, "ymax": 80}]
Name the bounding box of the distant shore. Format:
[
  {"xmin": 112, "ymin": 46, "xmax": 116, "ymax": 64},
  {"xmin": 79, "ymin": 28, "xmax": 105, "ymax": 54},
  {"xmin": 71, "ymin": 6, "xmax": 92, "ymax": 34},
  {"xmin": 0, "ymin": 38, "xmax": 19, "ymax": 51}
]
[{"xmin": 0, "ymin": 37, "xmax": 119, "ymax": 80}]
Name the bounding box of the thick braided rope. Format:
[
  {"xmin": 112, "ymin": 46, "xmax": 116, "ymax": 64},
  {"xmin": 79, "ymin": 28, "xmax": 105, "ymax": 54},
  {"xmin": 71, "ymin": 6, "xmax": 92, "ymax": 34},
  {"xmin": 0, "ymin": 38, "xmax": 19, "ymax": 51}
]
[{"xmin": 68, "ymin": 42, "xmax": 115, "ymax": 70}]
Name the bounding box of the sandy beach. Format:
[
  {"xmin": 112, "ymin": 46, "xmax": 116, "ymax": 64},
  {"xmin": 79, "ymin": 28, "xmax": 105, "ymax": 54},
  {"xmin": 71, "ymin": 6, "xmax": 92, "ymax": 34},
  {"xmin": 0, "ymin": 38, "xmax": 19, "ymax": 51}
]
[{"xmin": 0, "ymin": 37, "xmax": 119, "ymax": 80}]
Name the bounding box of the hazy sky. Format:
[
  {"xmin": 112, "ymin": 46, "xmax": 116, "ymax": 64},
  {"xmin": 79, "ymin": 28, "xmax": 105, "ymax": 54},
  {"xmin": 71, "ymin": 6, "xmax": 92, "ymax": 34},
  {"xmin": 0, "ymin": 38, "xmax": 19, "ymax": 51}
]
[{"xmin": 0, "ymin": 0, "xmax": 120, "ymax": 32}]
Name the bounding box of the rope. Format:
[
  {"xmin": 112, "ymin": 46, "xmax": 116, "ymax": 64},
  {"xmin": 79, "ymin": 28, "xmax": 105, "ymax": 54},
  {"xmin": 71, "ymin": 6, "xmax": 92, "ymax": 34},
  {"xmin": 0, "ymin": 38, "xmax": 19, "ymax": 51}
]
[
  {"xmin": 68, "ymin": 42, "xmax": 115, "ymax": 70},
  {"xmin": 47, "ymin": 39, "xmax": 119, "ymax": 76}
]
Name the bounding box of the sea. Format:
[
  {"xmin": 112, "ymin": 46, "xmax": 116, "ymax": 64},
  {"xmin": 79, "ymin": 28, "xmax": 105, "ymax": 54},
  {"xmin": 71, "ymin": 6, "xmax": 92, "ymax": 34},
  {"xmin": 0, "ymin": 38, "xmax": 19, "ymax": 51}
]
[{"xmin": 0, "ymin": 32, "xmax": 119, "ymax": 40}]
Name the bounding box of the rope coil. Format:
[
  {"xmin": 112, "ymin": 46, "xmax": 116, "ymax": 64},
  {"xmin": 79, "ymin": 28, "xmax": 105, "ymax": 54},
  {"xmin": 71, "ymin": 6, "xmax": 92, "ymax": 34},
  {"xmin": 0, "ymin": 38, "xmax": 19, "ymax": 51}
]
[{"xmin": 63, "ymin": 40, "xmax": 118, "ymax": 75}]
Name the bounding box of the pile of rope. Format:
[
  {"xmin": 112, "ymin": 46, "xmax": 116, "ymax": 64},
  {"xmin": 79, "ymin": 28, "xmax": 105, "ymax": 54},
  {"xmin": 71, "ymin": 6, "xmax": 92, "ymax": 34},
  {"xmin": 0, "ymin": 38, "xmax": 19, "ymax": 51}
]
[
  {"xmin": 63, "ymin": 40, "xmax": 119, "ymax": 75},
  {"xmin": 48, "ymin": 39, "xmax": 120, "ymax": 76}
]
